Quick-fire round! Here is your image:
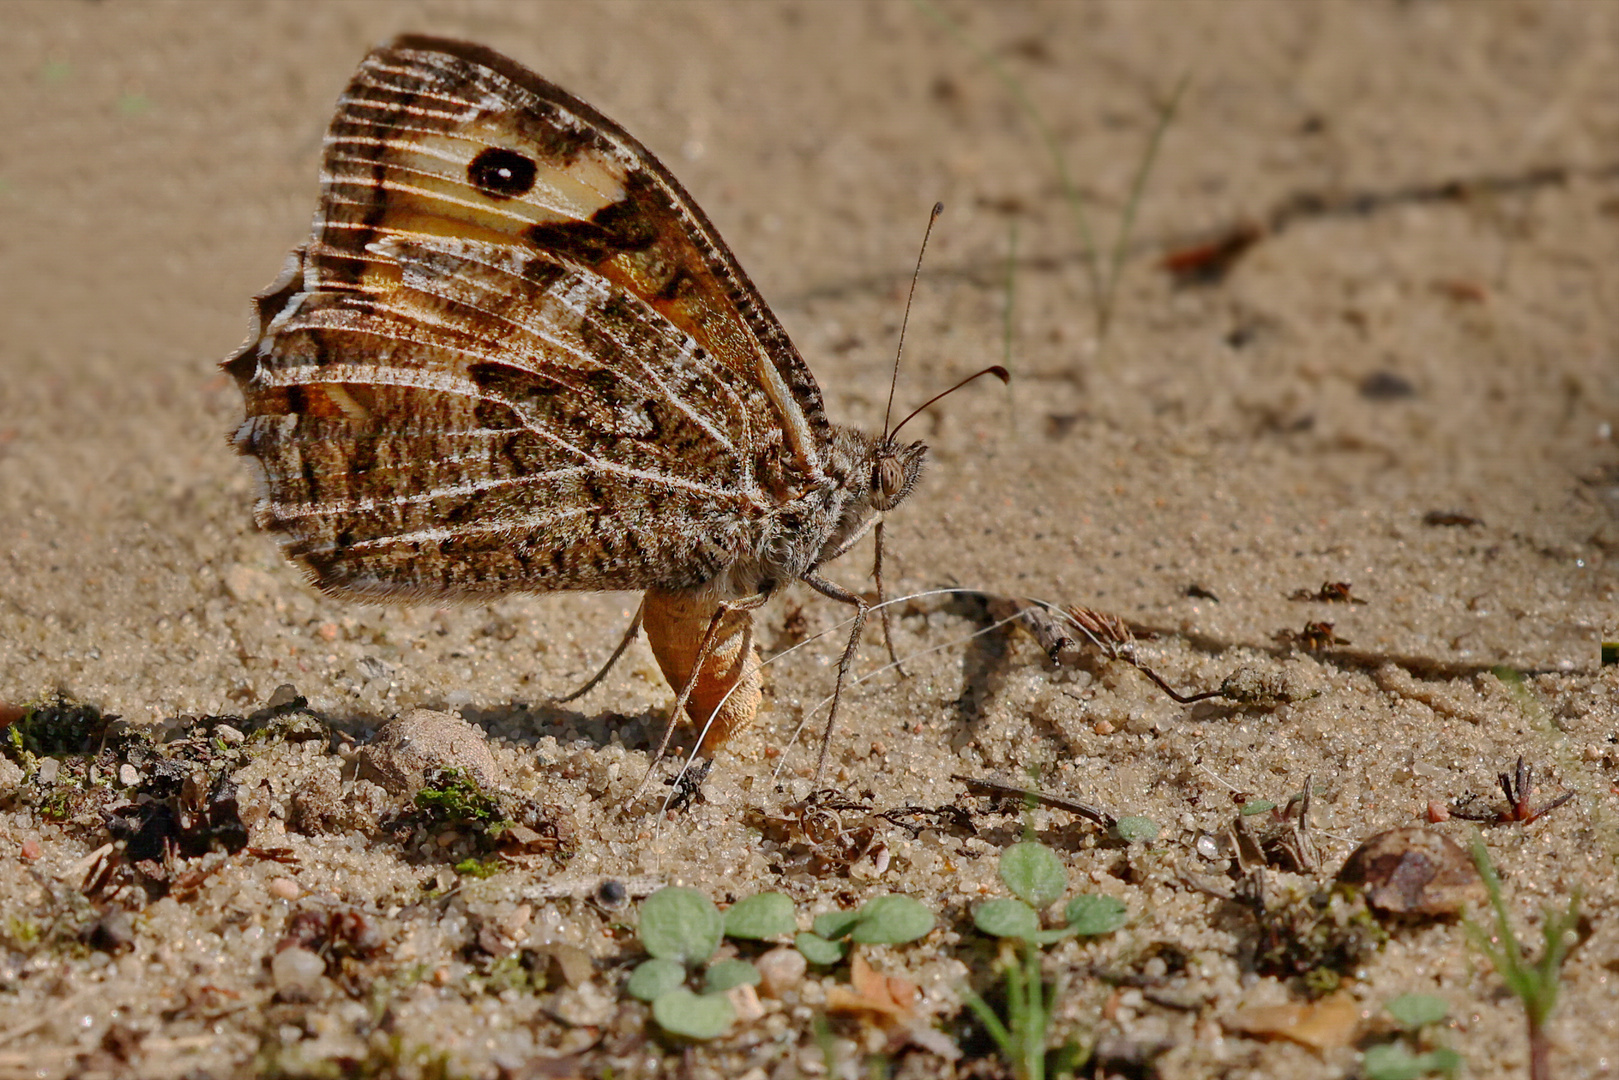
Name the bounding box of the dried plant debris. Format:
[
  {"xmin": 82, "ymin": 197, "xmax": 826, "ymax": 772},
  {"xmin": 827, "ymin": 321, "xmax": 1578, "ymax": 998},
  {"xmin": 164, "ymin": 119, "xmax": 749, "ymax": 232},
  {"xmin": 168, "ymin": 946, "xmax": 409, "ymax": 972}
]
[
  {"xmin": 1450, "ymin": 756, "xmax": 1575, "ymax": 825},
  {"xmin": 988, "ymin": 595, "xmax": 1310, "ymax": 708},
  {"xmin": 1227, "ymin": 780, "xmax": 1320, "ymax": 874},
  {"xmin": 1337, "ymin": 827, "xmax": 1486, "ymax": 917},
  {"xmin": 1422, "ymin": 510, "xmax": 1484, "ymax": 527},
  {"xmin": 1274, "ymin": 620, "xmax": 1348, "ymax": 651},
  {"xmin": 1288, "ymin": 581, "xmax": 1368, "ymax": 604},
  {"xmin": 743, "ymin": 791, "xmax": 968, "ymax": 879},
  {"xmin": 2, "ymin": 697, "xmax": 124, "ymax": 759},
  {"xmin": 383, "ymin": 766, "xmax": 574, "ymax": 863},
  {"xmin": 1160, "ymin": 219, "xmax": 1266, "ymax": 285},
  {"xmin": 955, "ymin": 773, "xmax": 1117, "ymax": 830},
  {"xmin": 1182, "ymin": 866, "xmax": 1387, "ymax": 998}
]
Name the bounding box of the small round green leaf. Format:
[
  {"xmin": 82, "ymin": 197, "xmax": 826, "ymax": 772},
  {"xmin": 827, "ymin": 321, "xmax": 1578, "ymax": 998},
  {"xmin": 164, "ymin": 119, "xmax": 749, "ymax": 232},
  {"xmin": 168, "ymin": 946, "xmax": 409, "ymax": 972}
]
[
  {"xmin": 1362, "ymin": 1043, "xmax": 1459, "ymax": 1080},
  {"xmin": 639, "ymin": 886, "xmax": 723, "ymax": 964},
  {"xmin": 1110, "ymin": 815, "xmax": 1160, "ymax": 844},
  {"xmin": 626, "ymin": 957, "xmax": 686, "ymax": 1002},
  {"xmin": 999, "ymin": 841, "xmax": 1067, "ymax": 908},
  {"xmin": 1064, "ymin": 894, "xmax": 1128, "ymax": 935},
  {"xmin": 703, "ymin": 958, "xmax": 761, "ymax": 993},
  {"xmin": 723, "ymin": 892, "xmax": 796, "ymax": 940},
  {"xmin": 974, "ymin": 898, "xmax": 1039, "ymax": 939},
  {"xmin": 652, "ymin": 987, "xmax": 735, "ymax": 1040},
  {"xmin": 849, "ymin": 895, "xmax": 935, "ymax": 944},
  {"xmin": 811, "ymin": 908, "xmax": 863, "ymax": 941},
  {"xmin": 793, "ymin": 931, "xmax": 847, "ymax": 966},
  {"xmin": 1384, "ymin": 993, "xmax": 1448, "ymax": 1031}
]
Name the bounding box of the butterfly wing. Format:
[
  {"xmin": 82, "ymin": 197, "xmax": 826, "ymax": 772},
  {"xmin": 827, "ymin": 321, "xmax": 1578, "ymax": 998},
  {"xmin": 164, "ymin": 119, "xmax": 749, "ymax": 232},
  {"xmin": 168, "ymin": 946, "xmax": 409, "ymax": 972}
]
[{"xmin": 226, "ymin": 36, "xmax": 831, "ymax": 601}]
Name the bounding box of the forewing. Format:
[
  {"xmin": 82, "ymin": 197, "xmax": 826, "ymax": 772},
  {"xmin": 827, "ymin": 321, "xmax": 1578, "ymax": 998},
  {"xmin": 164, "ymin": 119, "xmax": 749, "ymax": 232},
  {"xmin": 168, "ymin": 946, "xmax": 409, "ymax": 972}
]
[
  {"xmin": 310, "ymin": 35, "xmax": 827, "ymax": 469},
  {"xmin": 225, "ymin": 36, "xmax": 838, "ymax": 602}
]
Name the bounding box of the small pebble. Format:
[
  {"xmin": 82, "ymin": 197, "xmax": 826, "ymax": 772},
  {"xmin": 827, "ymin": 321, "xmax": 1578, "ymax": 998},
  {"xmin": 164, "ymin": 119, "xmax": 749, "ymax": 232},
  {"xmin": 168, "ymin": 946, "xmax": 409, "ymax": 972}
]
[
  {"xmin": 354, "ymin": 708, "xmax": 503, "ymax": 796},
  {"xmin": 271, "ymin": 946, "xmax": 330, "ymax": 1001},
  {"xmin": 755, "ymin": 946, "xmax": 807, "ymax": 998},
  {"xmin": 89, "ymin": 907, "xmax": 135, "ymax": 952},
  {"xmin": 265, "ymin": 683, "xmax": 303, "ymax": 710},
  {"xmin": 118, "ymin": 763, "xmax": 140, "ymax": 787},
  {"xmin": 214, "ymin": 724, "xmax": 246, "ymax": 745},
  {"xmin": 532, "ymin": 942, "xmax": 593, "ymax": 987},
  {"xmin": 728, "ymin": 983, "xmax": 766, "ymax": 1023},
  {"xmin": 1093, "ymin": 720, "xmax": 1115, "ymax": 735},
  {"xmin": 267, "ymin": 877, "xmax": 301, "ymax": 901},
  {"xmin": 37, "ymin": 759, "xmax": 61, "ymax": 784},
  {"xmin": 19, "ymin": 839, "xmax": 42, "ymax": 860}
]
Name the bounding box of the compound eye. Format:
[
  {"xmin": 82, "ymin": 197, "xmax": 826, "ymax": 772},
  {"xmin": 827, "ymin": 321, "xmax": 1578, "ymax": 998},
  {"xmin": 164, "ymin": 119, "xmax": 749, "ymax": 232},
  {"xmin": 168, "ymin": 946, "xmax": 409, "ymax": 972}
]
[{"xmin": 876, "ymin": 456, "xmax": 906, "ymax": 501}]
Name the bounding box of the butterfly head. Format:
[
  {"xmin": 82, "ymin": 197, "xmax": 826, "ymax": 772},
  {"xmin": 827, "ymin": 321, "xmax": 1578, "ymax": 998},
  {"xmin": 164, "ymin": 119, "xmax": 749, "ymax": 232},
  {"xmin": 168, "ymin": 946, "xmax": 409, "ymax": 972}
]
[
  {"xmin": 870, "ymin": 437, "xmax": 928, "ymax": 512},
  {"xmin": 810, "ymin": 428, "xmax": 927, "ymax": 568}
]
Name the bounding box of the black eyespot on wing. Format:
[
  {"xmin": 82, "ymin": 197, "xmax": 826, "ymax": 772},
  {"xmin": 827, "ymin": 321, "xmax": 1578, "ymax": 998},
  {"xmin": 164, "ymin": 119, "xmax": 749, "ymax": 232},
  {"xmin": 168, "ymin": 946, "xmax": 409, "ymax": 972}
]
[{"xmin": 468, "ymin": 147, "xmax": 538, "ymax": 199}]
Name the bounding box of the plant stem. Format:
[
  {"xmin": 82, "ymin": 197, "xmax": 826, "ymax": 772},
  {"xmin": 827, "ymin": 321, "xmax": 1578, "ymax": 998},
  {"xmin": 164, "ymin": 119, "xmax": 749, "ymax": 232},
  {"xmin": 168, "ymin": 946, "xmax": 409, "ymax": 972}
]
[{"xmin": 1529, "ymin": 1016, "xmax": 1549, "ymax": 1080}]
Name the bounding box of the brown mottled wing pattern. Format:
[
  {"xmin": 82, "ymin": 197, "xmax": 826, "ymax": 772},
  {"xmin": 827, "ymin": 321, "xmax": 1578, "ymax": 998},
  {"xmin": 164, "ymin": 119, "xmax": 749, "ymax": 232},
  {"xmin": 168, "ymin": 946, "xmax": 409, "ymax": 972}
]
[{"xmin": 225, "ymin": 36, "xmax": 830, "ymax": 602}]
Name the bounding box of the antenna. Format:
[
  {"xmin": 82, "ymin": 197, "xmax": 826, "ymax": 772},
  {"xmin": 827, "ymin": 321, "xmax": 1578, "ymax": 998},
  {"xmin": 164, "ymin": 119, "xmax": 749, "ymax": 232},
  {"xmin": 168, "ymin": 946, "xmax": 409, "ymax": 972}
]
[
  {"xmin": 882, "ymin": 202, "xmax": 945, "ymax": 438},
  {"xmin": 889, "ymin": 365, "xmax": 1010, "ymax": 440}
]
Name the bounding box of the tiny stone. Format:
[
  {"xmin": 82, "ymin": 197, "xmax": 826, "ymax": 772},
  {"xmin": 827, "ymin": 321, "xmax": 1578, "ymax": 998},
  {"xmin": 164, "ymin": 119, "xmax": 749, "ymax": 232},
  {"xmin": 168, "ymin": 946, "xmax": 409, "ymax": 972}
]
[
  {"xmin": 755, "ymin": 946, "xmax": 807, "ymax": 998},
  {"xmin": 118, "ymin": 763, "xmax": 140, "ymax": 786},
  {"xmin": 267, "ymin": 877, "xmax": 301, "ymax": 901},
  {"xmin": 728, "ymin": 982, "xmax": 766, "ymax": 1024},
  {"xmin": 213, "ymin": 724, "xmax": 246, "ymax": 745},
  {"xmin": 36, "ymin": 758, "xmax": 60, "ymax": 784},
  {"xmin": 266, "ymin": 683, "xmax": 302, "ymax": 710},
  {"xmin": 89, "ymin": 906, "xmax": 135, "ymax": 952},
  {"xmin": 552, "ymin": 981, "xmax": 615, "ymax": 1028},
  {"xmin": 271, "ymin": 946, "xmax": 330, "ymax": 1001},
  {"xmin": 1093, "ymin": 720, "xmax": 1115, "ymax": 735},
  {"xmin": 354, "ymin": 708, "xmax": 503, "ymax": 796},
  {"xmin": 533, "ymin": 942, "xmax": 593, "ymax": 987}
]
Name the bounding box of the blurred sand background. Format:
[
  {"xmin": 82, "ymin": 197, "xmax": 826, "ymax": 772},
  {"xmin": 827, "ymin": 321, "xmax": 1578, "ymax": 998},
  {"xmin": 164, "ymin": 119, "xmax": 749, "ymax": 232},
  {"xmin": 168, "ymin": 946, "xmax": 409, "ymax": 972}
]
[{"xmin": 1, "ymin": 2, "xmax": 1617, "ymax": 1078}]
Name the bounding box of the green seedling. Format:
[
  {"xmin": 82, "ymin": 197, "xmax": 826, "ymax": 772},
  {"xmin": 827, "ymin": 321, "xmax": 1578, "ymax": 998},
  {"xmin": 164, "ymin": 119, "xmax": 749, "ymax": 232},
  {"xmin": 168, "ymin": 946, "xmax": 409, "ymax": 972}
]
[
  {"xmin": 1109, "ymin": 815, "xmax": 1160, "ymax": 844},
  {"xmin": 1361, "ymin": 994, "xmax": 1461, "ymax": 1080},
  {"xmin": 1465, "ymin": 835, "xmax": 1586, "ymax": 1080},
  {"xmin": 965, "ymin": 841, "xmax": 1127, "ymax": 1079},
  {"xmin": 794, "ymin": 893, "xmax": 936, "ymax": 965},
  {"xmin": 627, "ymin": 887, "xmax": 795, "ymax": 1040},
  {"xmin": 722, "ymin": 891, "xmax": 796, "ymax": 940}
]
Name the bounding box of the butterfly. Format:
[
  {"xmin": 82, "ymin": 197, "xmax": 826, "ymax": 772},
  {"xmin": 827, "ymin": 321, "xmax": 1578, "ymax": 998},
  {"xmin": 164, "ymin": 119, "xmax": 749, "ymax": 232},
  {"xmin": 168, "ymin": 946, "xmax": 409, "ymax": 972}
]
[{"xmin": 224, "ymin": 36, "xmax": 988, "ymax": 782}]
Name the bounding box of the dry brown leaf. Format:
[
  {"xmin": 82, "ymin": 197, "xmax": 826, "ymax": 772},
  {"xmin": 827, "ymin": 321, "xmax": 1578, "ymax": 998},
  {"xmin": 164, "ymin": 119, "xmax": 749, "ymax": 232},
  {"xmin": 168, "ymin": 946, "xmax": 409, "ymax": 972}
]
[
  {"xmin": 1225, "ymin": 993, "xmax": 1362, "ymax": 1051},
  {"xmin": 825, "ymin": 952, "xmax": 919, "ymax": 1020}
]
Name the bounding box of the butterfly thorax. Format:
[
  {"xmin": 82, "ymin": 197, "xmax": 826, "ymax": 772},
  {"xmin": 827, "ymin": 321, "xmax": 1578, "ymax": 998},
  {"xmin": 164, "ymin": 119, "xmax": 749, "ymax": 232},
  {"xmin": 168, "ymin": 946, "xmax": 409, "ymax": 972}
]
[{"xmin": 723, "ymin": 426, "xmax": 922, "ymax": 593}]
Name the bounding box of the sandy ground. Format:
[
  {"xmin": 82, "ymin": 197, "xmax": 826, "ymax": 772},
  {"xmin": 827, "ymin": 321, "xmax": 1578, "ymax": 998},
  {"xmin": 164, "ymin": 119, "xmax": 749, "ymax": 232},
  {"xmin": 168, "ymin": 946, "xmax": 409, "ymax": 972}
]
[{"xmin": 2, "ymin": 1, "xmax": 1617, "ymax": 1077}]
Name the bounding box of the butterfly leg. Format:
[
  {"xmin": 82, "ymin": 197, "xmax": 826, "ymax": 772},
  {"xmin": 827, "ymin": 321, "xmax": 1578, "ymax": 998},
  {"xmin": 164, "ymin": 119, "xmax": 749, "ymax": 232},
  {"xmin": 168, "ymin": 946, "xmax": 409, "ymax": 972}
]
[
  {"xmin": 801, "ymin": 572, "xmax": 869, "ymax": 784},
  {"xmin": 872, "ymin": 519, "xmax": 907, "ymax": 675},
  {"xmin": 556, "ymin": 599, "xmax": 645, "ymax": 704}
]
